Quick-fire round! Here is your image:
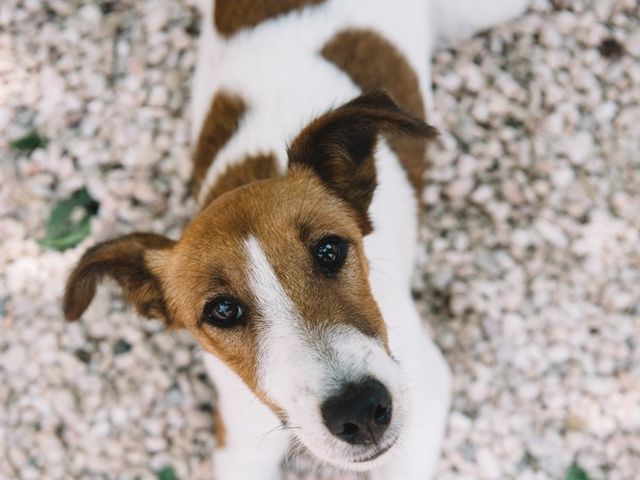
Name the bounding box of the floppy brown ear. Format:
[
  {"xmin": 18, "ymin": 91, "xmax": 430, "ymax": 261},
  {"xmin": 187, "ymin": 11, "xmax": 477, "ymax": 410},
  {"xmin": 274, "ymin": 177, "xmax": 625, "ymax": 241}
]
[
  {"xmin": 287, "ymin": 90, "xmax": 437, "ymax": 234},
  {"xmin": 63, "ymin": 233, "xmax": 176, "ymax": 324}
]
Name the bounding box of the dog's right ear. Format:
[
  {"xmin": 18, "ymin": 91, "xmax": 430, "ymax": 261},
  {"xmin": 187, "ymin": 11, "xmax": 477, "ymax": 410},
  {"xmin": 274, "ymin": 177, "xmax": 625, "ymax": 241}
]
[
  {"xmin": 63, "ymin": 233, "xmax": 176, "ymax": 325},
  {"xmin": 287, "ymin": 90, "xmax": 437, "ymax": 234}
]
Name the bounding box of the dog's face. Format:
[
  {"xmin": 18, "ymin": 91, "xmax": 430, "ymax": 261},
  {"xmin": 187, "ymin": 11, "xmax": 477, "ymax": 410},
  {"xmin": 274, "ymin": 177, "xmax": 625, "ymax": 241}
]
[
  {"xmin": 159, "ymin": 170, "xmax": 407, "ymax": 468},
  {"xmin": 63, "ymin": 92, "xmax": 435, "ymax": 470}
]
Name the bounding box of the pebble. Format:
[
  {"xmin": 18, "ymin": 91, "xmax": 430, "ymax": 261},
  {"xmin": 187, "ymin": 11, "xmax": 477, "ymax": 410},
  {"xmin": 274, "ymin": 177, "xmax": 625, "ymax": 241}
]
[
  {"xmin": 562, "ymin": 131, "xmax": 595, "ymax": 166},
  {"xmin": 446, "ymin": 177, "xmax": 475, "ymax": 201},
  {"xmin": 476, "ymin": 448, "xmax": 501, "ymax": 479}
]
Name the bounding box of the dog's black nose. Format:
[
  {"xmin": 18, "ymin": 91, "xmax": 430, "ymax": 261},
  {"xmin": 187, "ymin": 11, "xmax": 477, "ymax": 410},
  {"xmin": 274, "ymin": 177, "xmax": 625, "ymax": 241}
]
[{"xmin": 321, "ymin": 377, "xmax": 392, "ymax": 445}]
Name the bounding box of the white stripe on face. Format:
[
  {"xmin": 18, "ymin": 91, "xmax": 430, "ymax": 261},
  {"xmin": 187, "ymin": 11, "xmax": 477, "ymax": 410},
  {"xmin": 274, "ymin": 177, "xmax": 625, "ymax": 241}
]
[
  {"xmin": 243, "ymin": 234, "xmax": 321, "ymax": 400},
  {"xmin": 243, "ymin": 235, "xmax": 406, "ymax": 469}
]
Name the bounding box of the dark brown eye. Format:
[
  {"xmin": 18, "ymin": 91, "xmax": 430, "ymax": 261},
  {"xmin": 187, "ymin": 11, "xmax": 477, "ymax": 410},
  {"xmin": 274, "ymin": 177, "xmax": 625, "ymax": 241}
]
[
  {"xmin": 314, "ymin": 236, "xmax": 348, "ymax": 275},
  {"xmin": 202, "ymin": 297, "xmax": 245, "ymax": 328}
]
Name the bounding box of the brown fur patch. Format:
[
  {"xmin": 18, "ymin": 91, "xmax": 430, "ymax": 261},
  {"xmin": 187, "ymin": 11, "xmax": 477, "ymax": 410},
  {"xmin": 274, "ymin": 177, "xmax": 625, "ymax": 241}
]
[
  {"xmin": 201, "ymin": 153, "xmax": 279, "ymax": 209},
  {"xmin": 214, "ymin": 0, "xmax": 326, "ymax": 37},
  {"xmin": 213, "ymin": 406, "xmax": 226, "ymax": 448},
  {"xmin": 192, "ymin": 92, "xmax": 247, "ymax": 198},
  {"xmin": 321, "ymin": 29, "xmax": 428, "ymax": 196},
  {"xmin": 63, "ymin": 233, "xmax": 176, "ymax": 324}
]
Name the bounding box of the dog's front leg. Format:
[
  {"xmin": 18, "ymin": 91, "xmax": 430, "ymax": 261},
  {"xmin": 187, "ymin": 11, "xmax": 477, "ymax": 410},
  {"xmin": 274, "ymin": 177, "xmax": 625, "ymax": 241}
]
[
  {"xmin": 203, "ymin": 353, "xmax": 290, "ymax": 480},
  {"xmin": 370, "ymin": 305, "xmax": 452, "ymax": 480}
]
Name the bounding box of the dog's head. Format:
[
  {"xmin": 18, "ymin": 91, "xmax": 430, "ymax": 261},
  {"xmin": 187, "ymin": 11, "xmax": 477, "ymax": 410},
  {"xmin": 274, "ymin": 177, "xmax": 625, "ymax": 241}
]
[{"xmin": 63, "ymin": 91, "xmax": 436, "ymax": 470}]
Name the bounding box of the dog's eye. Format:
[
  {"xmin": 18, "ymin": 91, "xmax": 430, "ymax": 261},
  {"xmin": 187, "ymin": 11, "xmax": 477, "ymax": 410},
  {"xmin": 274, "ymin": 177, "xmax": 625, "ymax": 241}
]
[
  {"xmin": 314, "ymin": 236, "xmax": 348, "ymax": 275},
  {"xmin": 202, "ymin": 296, "xmax": 245, "ymax": 328}
]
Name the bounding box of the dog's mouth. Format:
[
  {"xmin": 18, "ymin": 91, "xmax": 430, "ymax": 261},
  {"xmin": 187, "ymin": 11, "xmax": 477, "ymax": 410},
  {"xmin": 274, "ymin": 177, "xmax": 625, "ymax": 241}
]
[{"xmin": 351, "ymin": 434, "xmax": 399, "ymax": 464}]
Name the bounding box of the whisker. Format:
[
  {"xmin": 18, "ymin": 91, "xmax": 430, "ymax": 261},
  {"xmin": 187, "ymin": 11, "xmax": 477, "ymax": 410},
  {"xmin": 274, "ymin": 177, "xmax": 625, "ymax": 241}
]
[
  {"xmin": 369, "ymin": 266, "xmax": 394, "ymax": 281},
  {"xmin": 368, "ymin": 256, "xmax": 399, "ymax": 263}
]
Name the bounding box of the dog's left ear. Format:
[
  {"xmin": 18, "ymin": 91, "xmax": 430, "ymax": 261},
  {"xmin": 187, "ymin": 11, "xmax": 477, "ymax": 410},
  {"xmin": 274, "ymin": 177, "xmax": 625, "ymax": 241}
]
[{"xmin": 287, "ymin": 90, "xmax": 437, "ymax": 234}]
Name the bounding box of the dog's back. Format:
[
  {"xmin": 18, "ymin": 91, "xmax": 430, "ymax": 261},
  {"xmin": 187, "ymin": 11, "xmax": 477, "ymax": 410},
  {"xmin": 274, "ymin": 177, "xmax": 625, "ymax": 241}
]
[{"xmin": 192, "ymin": 0, "xmax": 431, "ymax": 206}]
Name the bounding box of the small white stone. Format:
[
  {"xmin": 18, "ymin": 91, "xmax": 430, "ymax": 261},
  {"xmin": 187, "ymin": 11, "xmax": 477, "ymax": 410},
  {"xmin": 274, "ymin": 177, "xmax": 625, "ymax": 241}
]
[
  {"xmin": 460, "ymin": 63, "xmax": 485, "ymax": 92},
  {"xmin": 77, "ymin": 4, "xmax": 102, "ymax": 24},
  {"xmin": 2, "ymin": 345, "xmax": 26, "ymax": 373},
  {"xmin": 535, "ymin": 219, "xmax": 568, "ymax": 248},
  {"xmin": 472, "ymin": 102, "xmax": 490, "ymax": 123},
  {"xmin": 610, "ymin": 191, "xmax": 639, "ymax": 221},
  {"xmin": 446, "ymin": 177, "xmax": 475, "ymax": 200},
  {"xmin": 457, "ymin": 154, "xmax": 478, "ymax": 177},
  {"xmin": 556, "ymin": 11, "xmax": 578, "ymax": 33},
  {"xmin": 471, "ymin": 185, "xmax": 494, "ymax": 204},
  {"xmin": 174, "ymin": 349, "xmax": 191, "ymax": 368},
  {"xmin": 422, "ymin": 185, "xmax": 441, "ymax": 205},
  {"xmin": 562, "ymin": 131, "xmax": 595, "ymax": 166},
  {"xmin": 502, "ymin": 180, "xmax": 524, "ymax": 206},
  {"xmin": 476, "ymin": 448, "xmax": 502, "ymax": 479},
  {"xmin": 550, "ymin": 166, "xmax": 575, "ymax": 188},
  {"xmin": 486, "ymin": 201, "xmax": 511, "ymax": 223},
  {"xmin": 0, "ymin": 107, "xmax": 11, "ymax": 131}
]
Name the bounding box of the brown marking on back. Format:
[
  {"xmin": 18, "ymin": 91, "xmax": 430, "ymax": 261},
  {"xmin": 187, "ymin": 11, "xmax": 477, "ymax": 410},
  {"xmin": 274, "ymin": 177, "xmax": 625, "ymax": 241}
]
[
  {"xmin": 192, "ymin": 92, "xmax": 247, "ymax": 198},
  {"xmin": 201, "ymin": 153, "xmax": 280, "ymax": 209},
  {"xmin": 214, "ymin": 0, "xmax": 326, "ymax": 37},
  {"xmin": 321, "ymin": 29, "xmax": 428, "ymax": 196}
]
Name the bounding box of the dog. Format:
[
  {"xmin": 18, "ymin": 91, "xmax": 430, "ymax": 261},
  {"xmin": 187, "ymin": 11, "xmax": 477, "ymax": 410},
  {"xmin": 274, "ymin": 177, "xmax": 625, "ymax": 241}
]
[{"xmin": 63, "ymin": 0, "xmax": 530, "ymax": 478}]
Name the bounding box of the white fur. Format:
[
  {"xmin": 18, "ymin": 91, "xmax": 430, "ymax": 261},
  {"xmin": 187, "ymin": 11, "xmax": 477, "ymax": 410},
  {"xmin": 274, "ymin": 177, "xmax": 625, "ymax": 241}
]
[
  {"xmin": 194, "ymin": 0, "xmax": 530, "ymax": 478},
  {"xmin": 204, "ymin": 353, "xmax": 289, "ymax": 480},
  {"xmin": 430, "ymin": 0, "xmax": 532, "ymax": 47},
  {"xmin": 243, "ymin": 236, "xmax": 407, "ymax": 471}
]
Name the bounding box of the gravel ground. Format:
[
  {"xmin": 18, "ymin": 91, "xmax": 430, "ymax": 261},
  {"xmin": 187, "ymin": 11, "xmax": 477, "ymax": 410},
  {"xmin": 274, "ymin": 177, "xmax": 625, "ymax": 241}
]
[{"xmin": 1, "ymin": 1, "xmax": 639, "ymax": 479}]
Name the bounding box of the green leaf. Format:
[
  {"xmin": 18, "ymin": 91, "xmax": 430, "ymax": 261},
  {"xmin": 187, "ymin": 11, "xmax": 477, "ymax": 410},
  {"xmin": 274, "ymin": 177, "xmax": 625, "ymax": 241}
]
[
  {"xmin": 156, "ymin": 466, "xmax": 178, "ymax": 480},
  {"xmin": 113, "ymin": 339, "xmax": 132, "ymax": 355},
  {"xmin": 564, "ymin": 463, "xmax": 591, "ymax": 480},
  {"xmin": 10, "ymin": 130, "xmax": 47, "ymax": 152},
  {"xmin": 39, "ymin": 188, "xmax": 99, "ymax": 251},
  {"xmin": 504, "ymin": 116, "xmax": 525, "ymax": 129}
]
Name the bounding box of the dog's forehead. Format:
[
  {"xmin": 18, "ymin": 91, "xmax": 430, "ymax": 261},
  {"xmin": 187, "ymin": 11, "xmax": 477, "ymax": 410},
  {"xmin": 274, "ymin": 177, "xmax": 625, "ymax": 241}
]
[{"xmin": 184, "ymin": 171, "xmax": 361, "ymax": 251}]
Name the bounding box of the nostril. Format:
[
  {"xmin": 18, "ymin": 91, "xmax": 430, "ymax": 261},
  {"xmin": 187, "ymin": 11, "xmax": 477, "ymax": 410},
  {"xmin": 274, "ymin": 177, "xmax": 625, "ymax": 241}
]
[
  {"xmin": 338, "ymin": 422, "xmax": 360, "ymax": 442},
  {"xmin": 374, "ymin": 404, "xmax": 391, "ymax": 426}
]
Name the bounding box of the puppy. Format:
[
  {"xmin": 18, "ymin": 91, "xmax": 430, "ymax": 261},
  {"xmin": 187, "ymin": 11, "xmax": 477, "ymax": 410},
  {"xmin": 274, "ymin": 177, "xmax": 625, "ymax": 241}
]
[{"xmin": 63, "ymin": 0, "xmax": 530, "ymax": 478}]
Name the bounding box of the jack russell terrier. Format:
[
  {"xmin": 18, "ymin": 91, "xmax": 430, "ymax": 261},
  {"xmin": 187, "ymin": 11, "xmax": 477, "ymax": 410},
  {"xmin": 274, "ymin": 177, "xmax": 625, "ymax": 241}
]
[{"xmin": 63, "ymin": 0, "xmax": 530, "ymax": 478}]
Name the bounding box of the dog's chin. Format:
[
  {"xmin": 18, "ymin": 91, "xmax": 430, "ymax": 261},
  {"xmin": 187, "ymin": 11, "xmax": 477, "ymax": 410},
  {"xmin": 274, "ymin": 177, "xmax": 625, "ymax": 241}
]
[
  {"xmin": 344, "ymin": 438, "xmax": 399, "ymax": 471},
  {"xmin": 302, "ymin": 434, "xmax": 400, "ymax": 473}
]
